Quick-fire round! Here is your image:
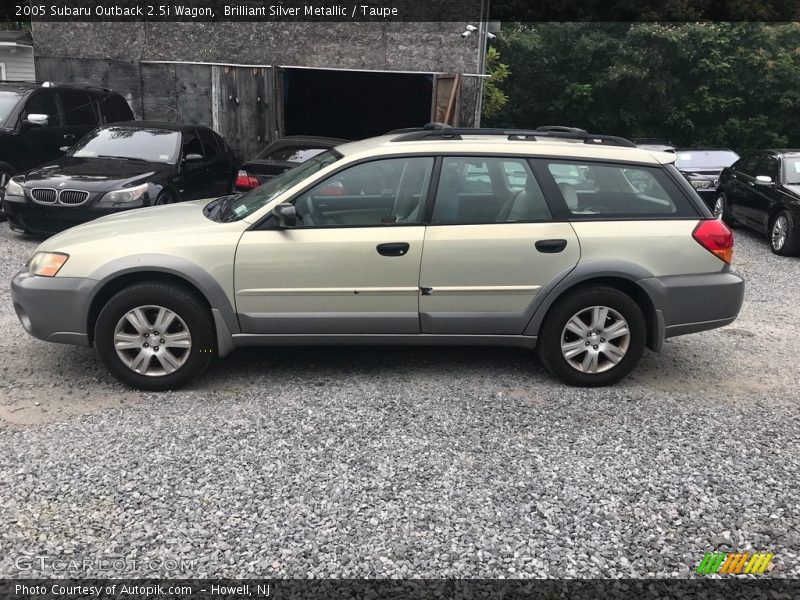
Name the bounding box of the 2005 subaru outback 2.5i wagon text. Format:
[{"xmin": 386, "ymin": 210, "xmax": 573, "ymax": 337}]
[{"xmin": 11, "ymin": 126, "xmax": 745, "ymax": 390}]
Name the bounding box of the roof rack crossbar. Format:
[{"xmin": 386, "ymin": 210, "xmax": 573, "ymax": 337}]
[{"xmin": 389, "ymin": 126, "xmax": 636, "ymax": 148}]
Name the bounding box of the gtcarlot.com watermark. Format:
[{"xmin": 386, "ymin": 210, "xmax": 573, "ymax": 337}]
[{"xmin": 14, "ymin": 555, "xmax": 196, "ymax": 573}]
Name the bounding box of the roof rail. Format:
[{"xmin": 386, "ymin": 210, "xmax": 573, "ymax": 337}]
[{"xmin": 389, "ymin": 124, "xmax": 636, "ymax": 148}]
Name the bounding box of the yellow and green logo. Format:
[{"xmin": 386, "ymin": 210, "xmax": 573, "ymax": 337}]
[{"xmin": 696, "ymin": 552, "xmax": 774, "ymax": 575}]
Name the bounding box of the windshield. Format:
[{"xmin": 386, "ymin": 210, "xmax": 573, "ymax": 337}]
[
  {"xmin": 783, "ymin": 157, "xmax": 800, "ymax": 184},
  {"xmin": 69, "ymin": 126, "xmax": 181, "ymax": 163},
  {"xmin": 676, "ymin": 150, "xmax": 738, "ymax": 170},
  {"xmin": 0, "ymin": 91, "xmax": 23, "ymax": 127},
  {"xmin": 220, "ymin": 149, "xmax": 342, "ymax": 222}
]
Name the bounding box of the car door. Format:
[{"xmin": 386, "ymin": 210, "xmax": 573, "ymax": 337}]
[
  {"xmin": 749, "ymin": 153, "xmax": 780, "ymax": 231},
  {"xmin": 57, "ymin": 90, "xmax": 101, "ymax": 148},
  {"xmin": 198, "ymin": 128, "xmax": 232, "ymax": 196},
  {"xmin": 729, "ymin": 153, "xmax": 762, "ymax": 226},
  {"xmin": 418, "ymin": 156, "xmax": 580, "ymax": 335},
  {"xmin": 234, "ymin": 156, "xmax": 434, "ymax": 334},
  {"xmin": 176, "ymin": 129, "xmax": 211, "ymax": 200},
  {"xmin": 18, "ymin": 89, "xmax": 66, "ymax": 169}
]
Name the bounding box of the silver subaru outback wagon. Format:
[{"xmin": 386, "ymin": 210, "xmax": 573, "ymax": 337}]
[{"xmin": 11, "ymin": 126, "xmax": 744, "ymax": 390}]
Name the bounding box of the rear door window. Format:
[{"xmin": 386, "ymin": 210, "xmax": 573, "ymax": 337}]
[
  {"xmin": 99, "ymin": 94, "xmax": 133, "ymax": 123},
  {"xmin": 544, "ymin": 160, "xmax": 695, "ymax": 218},
  {"xmin": 432, "ymin": 157, "xmax": 551, "ymax": 224},
  {"xmin": 59, "ymin": 91, "xmax": 99, "ymax": 127}
]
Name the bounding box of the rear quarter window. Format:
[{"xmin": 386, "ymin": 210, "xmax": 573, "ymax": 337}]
[{"xmin": 542, "ymin": 160, "xmax": 698, "ymax": 219}]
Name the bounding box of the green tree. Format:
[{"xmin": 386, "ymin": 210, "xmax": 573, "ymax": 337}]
[
  {"xmin": 482, "ymin": 46, "xmax": 511, "ymax": 118},
  {"xmin": 486, "ymin": 23, "xmax": 800, "ymax": 154}
]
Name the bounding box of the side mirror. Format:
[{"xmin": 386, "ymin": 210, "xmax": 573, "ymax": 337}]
[
  {"xmin": 755, "ymin": 175, "xmax": 774, "ymax": 186},
  {"xmin": 184, "ymin": 153, "xmax": 203, "ymax": 162},
  {"xmin": 272, "ymin": 202, "xmax": 297, "ymax": 228},
  {"xmin": 59, "ymin": 146, "xmax": 71, "ymax": 153},
  {"xmin": 25, "ymin": 113, "xmax": 49, "ymax": 127}
]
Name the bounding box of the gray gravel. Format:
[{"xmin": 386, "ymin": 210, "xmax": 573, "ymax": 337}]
[{"xmin": 1, "ymin": 224, "xmax": 799, "ymax": 578}]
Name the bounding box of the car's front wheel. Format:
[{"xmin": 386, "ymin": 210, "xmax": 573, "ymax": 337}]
[
  {"xmin": 770, "ymin": 210, "xmax": 800, "ymax": 256},
  {"xmin": 94, "ymin": 282, "xmax": 215, "ymax": 390},
  {"xmin": 537, "ymin": 285, "xmax": 646, "ymax": 387}
]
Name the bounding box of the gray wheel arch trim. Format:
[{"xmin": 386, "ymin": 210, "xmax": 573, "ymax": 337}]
[
  {"xmin": 87, "ymin": 254, "xmax": 240, "ymax": 353},
  {"xmin": 523, "ymin": 260, "xmax": 663, "ymax": 349}
]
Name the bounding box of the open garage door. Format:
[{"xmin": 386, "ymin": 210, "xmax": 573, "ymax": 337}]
[{"xmin": 279, "ymin": 67, "xmax": 434, "ymax": 139}]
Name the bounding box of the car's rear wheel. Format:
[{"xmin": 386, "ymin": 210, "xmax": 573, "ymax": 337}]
[
  {"xmin": 770, "ymin": 210, "xmax": 800, "ymax": 256},
  {"xmin": 537, "ymin": 285, "xmax": 646, "ymax": 387},
  {"xmin": 94, "ymin": 282, "xmax": 215, "ymax": 390},
  {"xmin": 714, "ymin": 194, "xmax": 735, "ymax": 227}
]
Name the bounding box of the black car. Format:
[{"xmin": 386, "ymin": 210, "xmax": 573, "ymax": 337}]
[
  {"xmin": 716, "ymin": 149, "xmax": 800, "ymax": 256},
  {"xmin": 3, "ymin": 121, "xmax": 238, "ymax": 235},
  {"xmin": 674, "ymin": 148, "xmax": 739, "ymax": 209},
  {"xmin": 0, "ymin": 82, "xmax": 134, "ymax": 188},
  {"xmin": 234, "ymin": 135, "xmax": 346, "ymax": 191}
]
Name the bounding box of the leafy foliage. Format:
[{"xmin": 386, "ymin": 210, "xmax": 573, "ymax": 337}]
[
  {"xmin": 485, "ymin": 23, "xmax": 800, "ymax": 153},
  {"xmin": 482, "ymin": 46, "xmax": 511, "ymax": 118}
]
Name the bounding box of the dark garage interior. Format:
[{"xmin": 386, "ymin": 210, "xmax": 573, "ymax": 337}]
[{"xmin": 282, "ymin": 67, "xmax": 434, "ymax": 140}]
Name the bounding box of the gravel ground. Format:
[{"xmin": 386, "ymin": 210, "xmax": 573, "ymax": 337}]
[{"xmin": 0, "ymin": 224, "xmax": 799, "ymax": 578}]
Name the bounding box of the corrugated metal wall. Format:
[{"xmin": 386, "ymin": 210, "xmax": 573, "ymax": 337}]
[{"xmin": 0, "ymin": 46, "xmax": 35, "ymax": 81}]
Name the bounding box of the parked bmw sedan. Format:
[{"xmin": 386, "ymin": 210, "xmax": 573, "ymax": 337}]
[
  {"xmin": 716, "ymin": 149, "xmax": 800, "ymax": 256},
  {"xmin": 234, "ymin": 135, "xmax": 346, "ymax": 191},
  {"xmin": 2, "ymin": 121, "xmax": 237, "ymax": 234},
  {"xmin": 674, "ymin": 148, "xmax": 739, "ymax": 209}
]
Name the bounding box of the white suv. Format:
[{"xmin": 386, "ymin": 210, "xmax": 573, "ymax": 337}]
[{"xmin": 11, "ymin": 126, "xmax": 744, "ymax": 390}]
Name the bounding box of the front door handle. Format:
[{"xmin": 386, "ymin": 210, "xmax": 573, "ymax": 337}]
[
  {"xmin": 376, "ymin": 242, "xmax": 410, "ymax": 257},
  {"xmin": 535, "ymin": 239, "xmax": 567, "ymax": 253}
]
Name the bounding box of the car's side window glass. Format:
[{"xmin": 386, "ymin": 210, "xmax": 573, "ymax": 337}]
[
  {"xmin": 547, "ymin": 161, "xmax": 687, "ymax": 217},
  {"xmin": 24, "ymin": 91, "xmax": 61, "ymax": 127},
  {"xmin": 58, "ymin": 91, "xmax": 99, "ymax": 127},
  {"xmin": 99, "ymin": 94, "xmax": 132, "ymax": 123},
  {"xmin": 182, "ymin": 131, "xmax": 205, "ymax": 159},
  {"xmin": 756, "ymin": 155, "xmax": 779, "ymax": 180},
  {"xmin": 432, "ymin": 157, "xmax": 551, "ymax": 224},
  {"xmin": 293, "ymin": 157, "xmax": 433, "ymax": 227},
  {"xmin": 198, "ymin": 129, "xmax": 219, "ymax": 160},
  {"xmin": 738, "ymin": 154, "xmax": 760, "ymax": 177}
]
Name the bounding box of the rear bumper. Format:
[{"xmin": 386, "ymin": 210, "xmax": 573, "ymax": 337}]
[
  {"xmin": 11, "ymin": 270, "xmax": 95, "ymax": 346},
  {"xmin": 639, "ymin": 270, "xmax": 745, "ymax": 341}
]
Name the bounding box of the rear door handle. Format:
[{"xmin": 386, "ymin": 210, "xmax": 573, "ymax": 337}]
[
  {"xmin": 535, "ymin": 239, "xmax": 567, "ymax": 253},
  {"xmin": 376, "ymin": 242, "xmax": 410, "ymax": 257}
]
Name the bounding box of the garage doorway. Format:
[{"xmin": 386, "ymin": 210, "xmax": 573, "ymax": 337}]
[{"xmin": 280, "ymin": 67, "xmax": 434, "ymax": 139}]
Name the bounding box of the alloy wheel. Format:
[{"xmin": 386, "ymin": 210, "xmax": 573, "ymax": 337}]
[
  {"xmin": 113, "ymin": 305, "xmax": 192, "ymax": 376},
  {"xmin": 560, "ymin": 306, "xmax": 631, "ymax": 374},
  {"xmin": 772, "ymin": 215, "xmax": 788, "ymax": 251}
]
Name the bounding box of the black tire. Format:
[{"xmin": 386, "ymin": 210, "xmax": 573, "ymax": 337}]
[
  {"xmin": 537, "ymin": 285, "xmax": 646, "ymax": 387},
  {"xmin": 0, "ymin": 165, "xmax": 16, "ymax": 222},
  {"xmin": 154, "ymin": 189, "xmax": 176, "ymax": 206},
  {"xmin": 94, "ymin": 282, "xmax": 215, "ymax": 391},
  {"xmin": 769, "ymin": 210, "xmax": 800, "ymax": 256},
  {"xmin": 715, "ymin": 193, "xmax": 735, "ymax": 227}
]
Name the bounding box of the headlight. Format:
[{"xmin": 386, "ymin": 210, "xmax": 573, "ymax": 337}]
[
  {"xmin": 690, "ymin": 180, "xmax": 711, "ymax": 189},
  {"xmin": 28, "ymin": 252, "xmax": 69, "ymax": 277},
  {"xmin": 97, "ymin": 183, "xmax": 148, "ymax": 207},
  {"xmin": 4, "ymin": 176, "xmax": 25, "ymax": 198}
]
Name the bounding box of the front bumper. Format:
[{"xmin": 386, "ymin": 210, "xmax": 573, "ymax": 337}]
[
  {"xmin": 640, "ymin": 270, "xmax": 745, "ymax": 342},
  {"xmin": 3, "ymin": 196, "xmax": 141, "ymax": 234},
  {"xmin": 11, "ymin": 270, "xmax": 97, "ymax": 346}
]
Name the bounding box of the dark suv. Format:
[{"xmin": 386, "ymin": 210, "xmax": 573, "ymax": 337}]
[
  {"xmin": 0, "ymin": 82, "xmax": 134, "ymax": 190},
  {"xmin": 716, "ymin": 150, "xmax": 800, "ymax": 256}
]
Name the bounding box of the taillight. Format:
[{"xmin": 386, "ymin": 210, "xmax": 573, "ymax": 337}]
[
  {"xmin": 234, "ymin": 170, "xmax": 259, "ymax": 189},
  {"xmin": 692, "ymin": 219, "xmax": 733, "ymax": 264}
]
